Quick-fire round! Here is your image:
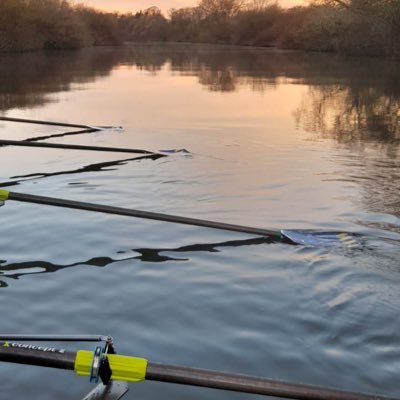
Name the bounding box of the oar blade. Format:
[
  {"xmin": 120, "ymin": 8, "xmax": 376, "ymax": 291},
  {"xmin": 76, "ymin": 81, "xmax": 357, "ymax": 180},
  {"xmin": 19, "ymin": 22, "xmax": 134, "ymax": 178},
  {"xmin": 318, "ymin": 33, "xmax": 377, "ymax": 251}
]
[{"xmin": 281, "ymin": 230, "xmax": 361, "ymax": 249}]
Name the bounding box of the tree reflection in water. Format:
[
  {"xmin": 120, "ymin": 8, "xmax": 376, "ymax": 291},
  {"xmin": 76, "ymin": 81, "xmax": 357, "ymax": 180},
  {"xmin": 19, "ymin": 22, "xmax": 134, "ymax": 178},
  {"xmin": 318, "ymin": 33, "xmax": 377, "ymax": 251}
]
[{"xmin": 1, "ymin": 44, "xmax": 399, "ymax": 224}]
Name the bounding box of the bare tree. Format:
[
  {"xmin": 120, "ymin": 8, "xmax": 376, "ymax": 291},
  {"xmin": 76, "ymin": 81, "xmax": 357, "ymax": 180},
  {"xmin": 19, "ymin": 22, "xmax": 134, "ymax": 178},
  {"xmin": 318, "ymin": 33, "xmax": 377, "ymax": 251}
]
[
  {"xmin": 198, "ymin": 0, "xmax": 245, "ymax": 18},
  {"xmin": 245, "ymin": 0, "xmax": 276, "ymax": 11}
]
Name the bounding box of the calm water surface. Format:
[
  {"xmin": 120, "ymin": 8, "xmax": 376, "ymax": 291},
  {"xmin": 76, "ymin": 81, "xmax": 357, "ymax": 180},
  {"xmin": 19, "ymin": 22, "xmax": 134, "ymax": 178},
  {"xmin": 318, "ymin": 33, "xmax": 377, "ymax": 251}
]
[{"xmin": 0, "ymin": 44, "xmax": 399, "ymax": 400}]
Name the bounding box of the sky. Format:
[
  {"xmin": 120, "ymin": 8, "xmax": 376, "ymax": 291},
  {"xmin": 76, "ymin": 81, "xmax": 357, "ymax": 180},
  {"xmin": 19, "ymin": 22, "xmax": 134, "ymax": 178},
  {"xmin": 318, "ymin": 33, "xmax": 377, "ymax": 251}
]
[{"xmin": 78, "ymin": 0, "xmax": 306, "ymax": 14}]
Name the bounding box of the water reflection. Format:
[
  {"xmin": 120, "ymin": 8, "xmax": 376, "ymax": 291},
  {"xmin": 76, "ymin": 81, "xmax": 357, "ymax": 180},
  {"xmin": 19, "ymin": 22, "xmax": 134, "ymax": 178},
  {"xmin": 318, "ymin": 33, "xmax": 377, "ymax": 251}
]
[
  {"xmin": 0, "ymin": 153, "xmax": 163, "ymax": 188},
  {"xmin": 294, "ymin": 81, "xmax": 400, "ymax": 222},
  {"xmin": 1, "ymin": 44, "xmax": 399, "ymax": 222},
  {"xmin": 0, "ymin": 48, "xmax": 124, "ymax": 112},
  {"xmin": 1, "ymin": 45, "xmax": 399, "ymax": 143},
  {"xmin": 1, "ymin": 231, "xmax": 397, "ymax": 287},
  {"xmin": 0, "ymin": 236, "xmax": 274, "ymax": 287},
  {"xmin": 294, "ymin": 85, "xmax": 400, "ymax": 142}
]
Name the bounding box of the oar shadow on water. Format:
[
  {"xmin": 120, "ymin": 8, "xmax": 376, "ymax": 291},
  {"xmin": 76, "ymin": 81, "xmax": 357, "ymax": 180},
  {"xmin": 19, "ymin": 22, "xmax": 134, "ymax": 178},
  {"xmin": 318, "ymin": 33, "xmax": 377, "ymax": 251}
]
[
  {"xmin": 0, "ymin": 257, "xmax": 117, "ymax": 287},
  {"xmin": 24, "ymin": 127, "xmax": 99, "ymax": 142},
  {"xmin": 0, "ymin": 231, "xmax": 380, "ymax": 287},
  {"xmin": 0, "ymin": 153, "xmax": 164, "ymax": 188},
  {"xmin": 0, "ymin": 236, "xmax": 276, "ymax": 287},
  {"xmin": 132, "ymin": 236, "xmax": 275, "ymax": 262},
  {"xmin": 11, "ymin": 153, "xmax": 164, "ymax": 179}
]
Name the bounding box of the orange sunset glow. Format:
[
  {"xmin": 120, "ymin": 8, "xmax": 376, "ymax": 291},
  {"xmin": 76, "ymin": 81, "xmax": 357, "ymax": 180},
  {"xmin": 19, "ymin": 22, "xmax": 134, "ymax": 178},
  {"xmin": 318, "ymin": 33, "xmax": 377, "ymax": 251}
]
[{"xmin": 80, "ymin": 0, "xmax": 307, "ymax": 14}]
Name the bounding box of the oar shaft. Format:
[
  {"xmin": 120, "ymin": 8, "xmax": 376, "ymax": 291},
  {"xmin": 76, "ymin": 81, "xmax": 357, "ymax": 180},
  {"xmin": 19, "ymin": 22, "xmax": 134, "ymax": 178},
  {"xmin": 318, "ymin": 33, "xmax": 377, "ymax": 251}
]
[
  {"xmin": 0, "ymin": 116, "xmax": 94, "ymax": 130},
  {"xmin": 0, "ymin": 343, "xmax": 396, "ymax": 400},
  {"xmin": 146, "ymin": 362, "xmax": 393, "ymax": 400},
  {"xmin": 0, "ymin": 139, "xmax": 155, "ymax": 155},
  {"xmin": 8, "ymin": 191, "xmax": 280, "ymax": 238}
]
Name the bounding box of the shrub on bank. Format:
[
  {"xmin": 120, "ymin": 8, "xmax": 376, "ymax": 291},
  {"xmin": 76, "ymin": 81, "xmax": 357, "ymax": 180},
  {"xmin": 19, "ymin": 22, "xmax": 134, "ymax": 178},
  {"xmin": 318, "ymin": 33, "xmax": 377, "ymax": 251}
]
[{"xmin": 0, "ymin": 0, "xmax": 121, "ymax": 52}]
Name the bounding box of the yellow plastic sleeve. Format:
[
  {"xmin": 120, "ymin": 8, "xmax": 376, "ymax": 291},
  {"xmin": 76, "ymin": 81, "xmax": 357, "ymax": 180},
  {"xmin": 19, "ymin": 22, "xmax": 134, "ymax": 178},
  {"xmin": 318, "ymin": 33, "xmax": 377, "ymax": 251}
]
[
  {"xmin": 0, "ymin": 189, "xmax": 9, "ymax": 201},
  {"xmin": 74, "ymin": 350, "xmax": 93, "ymax": 377},
  {"xmin": 74, "ymin": 350, "xmax": 148, "ymax": 383}
]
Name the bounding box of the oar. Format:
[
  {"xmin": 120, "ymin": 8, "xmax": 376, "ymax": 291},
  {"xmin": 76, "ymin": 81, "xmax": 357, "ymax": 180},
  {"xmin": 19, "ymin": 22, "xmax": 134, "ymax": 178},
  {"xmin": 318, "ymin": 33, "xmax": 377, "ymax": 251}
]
[
  {"xmin": 0, "ymin": 189, "xmax": 360, "ymax": 248},
  {"xmin": 0, "ymin": 339, "xmax": 396, "ymax": 400},
  {"xmin": 0, "ymin": 116, "xmax": 110, "ymax": 130},
  {"xmin": 0, "ymin": 139, "xmax": 159, "ymax": 155}
]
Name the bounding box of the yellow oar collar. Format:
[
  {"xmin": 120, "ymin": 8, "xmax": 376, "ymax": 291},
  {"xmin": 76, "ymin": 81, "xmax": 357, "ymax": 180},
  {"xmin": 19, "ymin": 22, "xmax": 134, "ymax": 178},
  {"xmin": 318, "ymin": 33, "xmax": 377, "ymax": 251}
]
[
  {"xmin": 0, "ymin": 189, "xmax": 9, "ymax": 201},
  {"xmin": 74, "ymin": 350, "xmax": 148, "ymax": 383}
]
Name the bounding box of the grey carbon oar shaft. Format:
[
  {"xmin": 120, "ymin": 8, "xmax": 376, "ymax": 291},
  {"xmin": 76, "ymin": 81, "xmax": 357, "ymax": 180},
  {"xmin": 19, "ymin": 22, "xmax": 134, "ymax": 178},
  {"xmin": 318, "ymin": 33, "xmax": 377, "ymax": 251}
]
[
  {"xmin": 7, "ymin": 191, "xmax": 281, "ymax": 238},
  {"xmin": 0, "ymin": 116, "xmax": 95, "ymax": 130},
  {"xmin": 0, "ymin": 139, "xmax": 155, "ymax": 155},
  {"xmin": 146, "ymin": 362, "xmax": 395, "ymax": 400}
]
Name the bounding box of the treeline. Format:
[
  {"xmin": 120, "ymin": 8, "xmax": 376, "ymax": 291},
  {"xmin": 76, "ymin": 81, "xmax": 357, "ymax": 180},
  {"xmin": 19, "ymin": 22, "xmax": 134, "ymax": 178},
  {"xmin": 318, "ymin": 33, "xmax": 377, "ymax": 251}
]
[
  {"xmin": 0, "ymin": 0, "xmax": 121, "ymax": 51},
  {"xmin": 1, "ymin": 0, "xmax": 399, "ymax": 58},
  {"xmin": 123, "ymin": 0, "xmax": 400, "ymax": 58}
]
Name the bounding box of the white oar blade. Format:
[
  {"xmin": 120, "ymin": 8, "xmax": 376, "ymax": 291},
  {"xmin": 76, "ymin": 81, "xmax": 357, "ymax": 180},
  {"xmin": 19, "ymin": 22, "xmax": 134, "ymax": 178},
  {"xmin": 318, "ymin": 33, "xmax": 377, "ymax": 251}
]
[{"xmin": 281, "ymin": 230, "xmax": 361, "ymax": 249}]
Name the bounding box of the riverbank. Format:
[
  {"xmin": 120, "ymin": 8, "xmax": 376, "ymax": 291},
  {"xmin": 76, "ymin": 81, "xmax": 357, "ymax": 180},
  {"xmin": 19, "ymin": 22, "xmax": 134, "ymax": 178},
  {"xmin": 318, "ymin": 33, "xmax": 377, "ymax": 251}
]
[
  {"xmin": 0, "ymin": 0, "xmax": 121, "ymax": 52},
  {"xmin": 1, "ymin": 0, "xmax": 399, "ymax": 58}
]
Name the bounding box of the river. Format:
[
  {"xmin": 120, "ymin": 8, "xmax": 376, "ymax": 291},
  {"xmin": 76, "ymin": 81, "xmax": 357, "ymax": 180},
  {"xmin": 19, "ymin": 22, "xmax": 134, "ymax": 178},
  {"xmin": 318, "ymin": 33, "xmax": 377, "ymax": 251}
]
[{"xmin": 0, "ymin": 44, "xmax": 399, "ymax": 400}]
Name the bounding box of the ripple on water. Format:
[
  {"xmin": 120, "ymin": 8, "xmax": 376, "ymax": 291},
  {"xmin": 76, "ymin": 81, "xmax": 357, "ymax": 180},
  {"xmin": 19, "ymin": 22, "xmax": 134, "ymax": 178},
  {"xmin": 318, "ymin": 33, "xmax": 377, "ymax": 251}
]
[{"xmin": 1, "ymin": 46, "xmax": 400, "ymax": 400}]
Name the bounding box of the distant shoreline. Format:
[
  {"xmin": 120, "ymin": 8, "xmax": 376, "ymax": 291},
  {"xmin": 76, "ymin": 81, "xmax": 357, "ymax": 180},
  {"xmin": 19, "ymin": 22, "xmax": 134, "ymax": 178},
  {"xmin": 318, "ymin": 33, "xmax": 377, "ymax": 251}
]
[{"xmin": 1, "ymin": 0, "xmax": 399, "ymax": 59}]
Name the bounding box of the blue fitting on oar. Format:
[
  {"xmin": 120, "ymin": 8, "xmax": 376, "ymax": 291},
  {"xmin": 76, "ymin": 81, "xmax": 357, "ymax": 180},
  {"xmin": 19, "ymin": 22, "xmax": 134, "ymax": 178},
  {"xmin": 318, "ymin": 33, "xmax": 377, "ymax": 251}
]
[
  {"xmin": 90, "ymin": 346, "xmax": 103, "ymax": 383},
  {"xmin": 281, "ymin": 230, "xmax": 361, "ymax": 249}
]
